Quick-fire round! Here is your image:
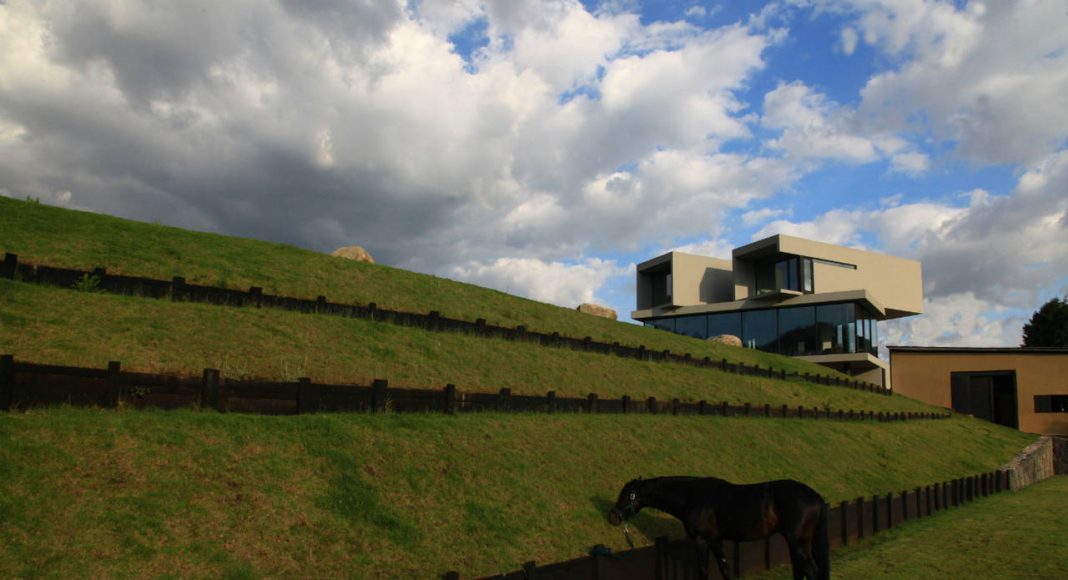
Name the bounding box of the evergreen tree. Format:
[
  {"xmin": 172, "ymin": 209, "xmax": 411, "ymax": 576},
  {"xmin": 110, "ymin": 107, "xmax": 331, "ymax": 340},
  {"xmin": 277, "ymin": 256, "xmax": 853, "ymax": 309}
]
[{"xmin": 1022, "ymin": 296, "xmax": 1068, "ymax": 347}]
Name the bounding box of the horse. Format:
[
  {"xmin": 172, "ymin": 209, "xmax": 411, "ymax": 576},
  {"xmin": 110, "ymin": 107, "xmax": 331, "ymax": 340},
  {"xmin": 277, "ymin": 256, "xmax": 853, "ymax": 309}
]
[{"xmin": 608, "ymin": 476, "xmax": 829, "ymax": 580}]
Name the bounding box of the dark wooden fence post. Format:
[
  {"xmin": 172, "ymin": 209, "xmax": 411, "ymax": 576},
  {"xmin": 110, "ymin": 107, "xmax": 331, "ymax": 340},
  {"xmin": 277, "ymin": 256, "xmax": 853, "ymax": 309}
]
[
  {"xmin": 249, "ymin": 286, "xmax": 263, "ymax": 308},
  {"xmin": 522, "ymin": 561, "xmax": 536, "ymax": 578},
  {"xmin": 1, "ymin": 354, "xmax": 14, "ymax": 411},
  {"xmin": 547, "ymin": 391, "xmax": 557, "ymax": 414},
  {"xmin": 840, "ymin": 500, "xmax": 849, "ymax": 546},
  {"xmin": 872, "ymin": 495, "xmax": 880, "ymax": 533},
  {"xmin": 764, "ymin": 403, "xmax": 771, "ymax": 418},
  {"xmin": 621, "ymin": 394, "xmax": 629, "ymax": 415},
  {"xmin": 698, "ymin": 400, "xmax": 707, "ymax": 415},
  {"xmin": 721, "ymin": 401, "xmax": 729, "ymax": 417},
  {"xmin": 443, "ymin": 572, "xmax": 459, "ymax": 580},
  {"xmin": 587, "ymin": 393, "xmax": 598, "ymax": 414},
  {"xmin": 647, "ymin": 397, "xmax": 658, "ymax": 414},
  {"xmin": 856, "ymin": 497, "xmax": 865, "ymax": 540},
  {"xmin": 371, "ymin": 379, "xmax": 389, "ymax": 413},
  {"xmin": 106, "ymin": 361, "xmax": 121, "ymax": 408},
  {"xmin": 172, "ymin": 276, "xmax": 186, "ymax": 302},
  {"xmin": 200, "ymin": 368, "xmax": 220, "ymax": 410},
  {"xmin": 886, "ymin": 492, "xmax": 894, "ymax": 528},
  {"xmin": 444, "ymin": 384, "xmax": 457, "ymax": 415},
  {"xmin": 671, "ymin": 398, "xmax": 680, "ymax": 416},
  {"xmin": 744, "ymin": 402, "xmax": 751, "ymax": 417},
  {"xmin": 1, "ymin": 253, "xmax": 16, "ymax": 279},
  {"xmin": 497, "ymin": 388, "xmax": 511, "ymax": 412},
  {"xmin": 297, "ymin": 377, "xmax": 319, "ymax": 414}
]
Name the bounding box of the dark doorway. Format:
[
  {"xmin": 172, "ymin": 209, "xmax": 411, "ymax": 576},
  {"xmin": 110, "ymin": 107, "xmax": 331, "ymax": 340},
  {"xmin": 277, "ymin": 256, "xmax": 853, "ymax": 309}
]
[{"xmin": 950, "ymin": 371, "xmax": 1018, "ymax": 429}]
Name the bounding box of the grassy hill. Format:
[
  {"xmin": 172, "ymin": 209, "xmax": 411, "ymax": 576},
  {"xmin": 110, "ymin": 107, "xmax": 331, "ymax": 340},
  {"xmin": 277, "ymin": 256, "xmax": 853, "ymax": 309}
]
[
  {"xmin": 0, "ymin": 409, "xmax": 1034, "ymax": 578},
  {"xmin": 0, "ymin": 196, "xmax": 1040, "ymax": 577}
]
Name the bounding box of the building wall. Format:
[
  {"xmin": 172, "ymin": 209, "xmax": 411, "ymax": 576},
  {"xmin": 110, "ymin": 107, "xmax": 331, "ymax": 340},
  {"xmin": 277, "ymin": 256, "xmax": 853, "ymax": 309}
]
[
  {"xmin": 671, "ymin": 252, "xmax": 733, "ymax": 306},
  {"xmin": 776, "ymin": 236, "xmax": 924, "ymax": 318},
  {"xmin": 890, "ymin": 350, "xmax": 1068, "ymax": 435}
]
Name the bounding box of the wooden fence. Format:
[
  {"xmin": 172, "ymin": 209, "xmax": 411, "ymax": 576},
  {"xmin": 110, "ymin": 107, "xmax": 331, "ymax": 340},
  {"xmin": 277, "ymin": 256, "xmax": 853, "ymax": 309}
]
[
  {"xmin": 450, "ymin": 470, "xmax": 1009, "ymax": 580},
  {"xmin": 0, "ymin": 355, "xmax": 945, "ymax": 423},
  {"xmin": 0, "ymin": 253, "xmax": 886, "ymax": 395}
]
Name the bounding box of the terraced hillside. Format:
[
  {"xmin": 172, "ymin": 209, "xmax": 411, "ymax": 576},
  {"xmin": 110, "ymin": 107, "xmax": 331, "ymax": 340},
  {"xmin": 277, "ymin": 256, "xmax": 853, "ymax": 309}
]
[{"xmin": 0, "ymin": 197, "xmax": 1039, "ymax": 577}]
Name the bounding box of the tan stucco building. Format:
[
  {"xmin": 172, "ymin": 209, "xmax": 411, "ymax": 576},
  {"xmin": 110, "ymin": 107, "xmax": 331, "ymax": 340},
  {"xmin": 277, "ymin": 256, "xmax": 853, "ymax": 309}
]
[
  {"xmin": 889, "ymin": 346, "xmax": 1068, "ymax": 435},
  {"xmin": 632, "ymin": 234, "xmax": 923, "ymax": 388}
]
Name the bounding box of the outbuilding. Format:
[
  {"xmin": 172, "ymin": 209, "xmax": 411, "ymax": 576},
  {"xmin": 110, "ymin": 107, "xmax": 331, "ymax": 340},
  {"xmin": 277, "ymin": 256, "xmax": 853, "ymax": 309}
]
[{"xmin": 889, "ymin": 346, "xmax": 1068, "ymax": 435}]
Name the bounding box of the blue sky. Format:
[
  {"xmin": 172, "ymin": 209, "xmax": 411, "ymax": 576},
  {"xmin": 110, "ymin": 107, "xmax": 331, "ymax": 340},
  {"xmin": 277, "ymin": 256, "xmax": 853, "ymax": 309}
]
[{"xmin": 1, "ymin": 0, "xmax": 1066, "ymax": 352}]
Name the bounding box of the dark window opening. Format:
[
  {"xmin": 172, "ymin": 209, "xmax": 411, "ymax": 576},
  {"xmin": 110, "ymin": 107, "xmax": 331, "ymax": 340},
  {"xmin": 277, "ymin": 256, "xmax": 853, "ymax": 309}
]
[
  {"xmin": 754, "ymin": 255, "xmax": 814, "ymax": 296},
  {"xmin": 951, "ymin": 371, "xmax": 1018, "ymax": 429},
  {"xmin": 1035, "ymin": 395, "xmax": 1068, "ymax": 413},
  {"xmin": 645, "ymin": 264, "xmax": 672, "ymax": 307}
]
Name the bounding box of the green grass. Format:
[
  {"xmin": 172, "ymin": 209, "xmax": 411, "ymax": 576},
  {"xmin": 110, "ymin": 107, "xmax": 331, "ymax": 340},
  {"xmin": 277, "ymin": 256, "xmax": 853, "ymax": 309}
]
[
  {"xmin": 0, "ymin": 409, "xmax": 1035, "ymax": 578},
  {"xmin": 0, "ymin": 196, "xmax": 846, "ymax": 378},
  {"xmin": 0, "ymin": 279, "xmax": 931, "ymax": 412},
  {"xmin": 759, "ymin": 476, "xmax": 1068, "ymax": 579}
]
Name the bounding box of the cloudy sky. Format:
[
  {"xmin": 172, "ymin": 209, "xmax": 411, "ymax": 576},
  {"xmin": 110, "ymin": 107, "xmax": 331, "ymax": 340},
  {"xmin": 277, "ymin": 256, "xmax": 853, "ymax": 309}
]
[{"xmin": 1, "ymin": 0, "xmax": 1066, "ymax": 351}]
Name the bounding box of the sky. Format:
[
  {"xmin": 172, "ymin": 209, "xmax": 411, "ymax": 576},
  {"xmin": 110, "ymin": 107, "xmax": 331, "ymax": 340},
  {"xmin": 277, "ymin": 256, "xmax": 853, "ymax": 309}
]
[{"xmin": 1, "ymin": 0, "xmax": 1066, "ymax": 354}]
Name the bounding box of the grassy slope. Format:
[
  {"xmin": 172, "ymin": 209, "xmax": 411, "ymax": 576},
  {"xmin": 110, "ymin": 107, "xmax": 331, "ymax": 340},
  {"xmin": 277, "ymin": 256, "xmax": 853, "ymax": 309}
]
[
  {"xmin": 0, "ymin": 410, "xmax": 1035, "ymax": 578},
  {"xmin": 0, "ymin": 280, "xmax": 932, "ymax": 412},
  {"xmin": 760, "ymin": 476, "xmax": 1068, "ymax": 579},
  {"xmin": 0, "ymin": 197, "xmax": 1041, "ymax": 576},
  {"xmin": 0, "ymin": 196, "xmax": 840, "ymax": 376}
]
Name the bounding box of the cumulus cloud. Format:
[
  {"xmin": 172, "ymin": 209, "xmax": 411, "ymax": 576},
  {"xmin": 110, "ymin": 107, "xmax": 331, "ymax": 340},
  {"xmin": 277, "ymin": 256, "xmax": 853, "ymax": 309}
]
[
  {"xmin": 449, "ymin": 257, "xmax": 627, "ymax": 306},
  {"xmin": 761, "ymin": 81, "xmax": 929, "ymax": 174},
  {"xmin": 0, "ymin": 0, "xmax": 787, "ymax": 308},
  {"xmin": 813, "ymin": 0, "xmax": 1068, "ymax": 166}
]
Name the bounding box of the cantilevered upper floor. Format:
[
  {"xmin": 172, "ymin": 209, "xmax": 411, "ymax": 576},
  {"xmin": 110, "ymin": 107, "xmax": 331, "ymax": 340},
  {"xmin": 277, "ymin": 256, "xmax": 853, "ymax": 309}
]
[{"xmin": 633, "ymin": 234, "xmax": 923, "ymax": 322}]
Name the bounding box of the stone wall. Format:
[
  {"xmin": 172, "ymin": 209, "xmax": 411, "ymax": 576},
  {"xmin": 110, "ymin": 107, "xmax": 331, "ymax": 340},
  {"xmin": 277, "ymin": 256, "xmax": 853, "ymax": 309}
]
[
  {"xmin": 1000, "ymin": 436, "xmax": 1054, "ymax": 491},
  {"xmin": 1052, "ymin": 436, "xmax": 1068, "ymax": 475}
]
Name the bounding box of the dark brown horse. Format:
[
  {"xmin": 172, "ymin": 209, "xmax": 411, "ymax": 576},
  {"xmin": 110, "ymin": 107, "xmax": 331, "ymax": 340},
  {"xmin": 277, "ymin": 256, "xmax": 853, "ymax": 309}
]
[{"xmin": 608, "ymin": 476, "xmax": 829, "ymax": 579}]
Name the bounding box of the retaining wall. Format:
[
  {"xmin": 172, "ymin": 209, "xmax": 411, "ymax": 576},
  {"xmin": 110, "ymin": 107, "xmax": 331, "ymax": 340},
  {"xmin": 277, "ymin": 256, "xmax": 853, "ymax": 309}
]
[{"xmin": 1000, "ymin": 436, "xmax": 1054, "ymax": 491}]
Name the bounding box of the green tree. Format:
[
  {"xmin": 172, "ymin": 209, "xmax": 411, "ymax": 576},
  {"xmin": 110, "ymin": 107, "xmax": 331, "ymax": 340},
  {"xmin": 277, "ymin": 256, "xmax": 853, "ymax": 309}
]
[{"xmin": 1022, "ymin": 296, "xmax": 1068, "ymax": 347}]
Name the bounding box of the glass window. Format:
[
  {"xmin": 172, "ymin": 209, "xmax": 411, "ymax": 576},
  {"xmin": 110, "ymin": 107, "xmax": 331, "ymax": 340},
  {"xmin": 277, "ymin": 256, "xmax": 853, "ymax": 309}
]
[
  {"xmin": 816, "ymin": 303, "xmax": 856, "ymax": 354},
  {"xmin": 708, "ymin": 312, "xmax": 742, "ymax": 338},
  {"xmin": 778, "ymin": 306, "xmax": 818, "ymax": 355},
  {"xmin": 666, "ymin": 273, "xmax": 672, "ymax": 298},
  {"xmin": 645, "ymin": 318, "xmax": 675, "ymax": 333},
  {"xmin": 742, "ymin": 309, "xmax": 778, "ymax": 352},
  {"xmin": 802, "ymin": 258, "xmax": 813, "ymax": 293},
  {"xmin": 675, "ymin": 315, "xmax": 707, "ymax": 339}
]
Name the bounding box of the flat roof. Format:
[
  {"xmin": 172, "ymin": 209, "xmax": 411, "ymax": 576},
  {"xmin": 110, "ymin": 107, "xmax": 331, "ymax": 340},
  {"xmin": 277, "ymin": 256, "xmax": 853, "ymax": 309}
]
[{"xmin": 888, "ymin": 346, "xmax": 1068, "ymax": 355}]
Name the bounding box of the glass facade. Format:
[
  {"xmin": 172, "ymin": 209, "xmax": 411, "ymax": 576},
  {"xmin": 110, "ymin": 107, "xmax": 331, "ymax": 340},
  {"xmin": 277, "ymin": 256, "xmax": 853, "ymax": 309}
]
[
  {"xmin": 644, "ymin": 302, "xmax": 879, "ymax": 357},
  {"xmin": 754, "ymin": 255, "xmax": 814, "ymax": 296}
]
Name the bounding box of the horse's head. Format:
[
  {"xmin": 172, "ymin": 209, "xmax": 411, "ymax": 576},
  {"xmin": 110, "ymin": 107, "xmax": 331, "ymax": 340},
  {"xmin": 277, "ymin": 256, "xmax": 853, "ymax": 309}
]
[{"xmin": 608, "ymin": 477, "xmax": 643, "ymax": 526}]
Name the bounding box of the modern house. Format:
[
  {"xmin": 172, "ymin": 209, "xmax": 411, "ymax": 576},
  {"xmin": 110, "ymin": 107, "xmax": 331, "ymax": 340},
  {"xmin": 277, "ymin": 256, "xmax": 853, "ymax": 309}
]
[
  {"xmin": 889, "ymin": 346, "xmax": 1068, "ymax": 435},
  {"xmin": 631, "ymin": 234, "xmax": 923, "ymax": 388}
]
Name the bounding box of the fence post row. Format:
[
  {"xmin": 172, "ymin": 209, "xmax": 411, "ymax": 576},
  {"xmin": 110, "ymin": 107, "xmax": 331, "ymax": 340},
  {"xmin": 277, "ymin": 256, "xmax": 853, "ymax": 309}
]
[
  {"xmin": 0, "ymin": 354, "xmax": 14, "ymax": 410},
  {"xmin": 3, "ymin": 255, "xmax": 899, "ymax": 396}
]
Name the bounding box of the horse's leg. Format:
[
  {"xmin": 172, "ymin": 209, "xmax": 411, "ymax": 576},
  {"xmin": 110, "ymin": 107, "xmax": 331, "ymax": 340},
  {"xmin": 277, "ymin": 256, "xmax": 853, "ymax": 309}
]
[
  {"xmin": 692, "ymin": 536, "xmax": 710, "ymax": 580},
  {"xmin": 784, "ymin": 534, "xmax": 818, "ymax": 580},
  {"xmin": 708, "ymin": 539, "xmax": 731, "ymax": 579}
]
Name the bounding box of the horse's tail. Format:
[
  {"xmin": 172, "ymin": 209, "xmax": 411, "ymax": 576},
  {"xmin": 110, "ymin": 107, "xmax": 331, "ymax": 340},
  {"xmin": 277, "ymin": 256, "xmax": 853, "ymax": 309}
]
[{"xmin": 814, "ymin": 501, "xmax": 830, "ymax": 580}]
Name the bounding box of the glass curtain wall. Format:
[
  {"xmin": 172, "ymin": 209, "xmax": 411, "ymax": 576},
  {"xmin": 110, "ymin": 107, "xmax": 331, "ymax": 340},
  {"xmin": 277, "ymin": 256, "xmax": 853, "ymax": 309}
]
[{"xmin": 644, "ymin": 302, "xmax": 878, "ymax": 356}]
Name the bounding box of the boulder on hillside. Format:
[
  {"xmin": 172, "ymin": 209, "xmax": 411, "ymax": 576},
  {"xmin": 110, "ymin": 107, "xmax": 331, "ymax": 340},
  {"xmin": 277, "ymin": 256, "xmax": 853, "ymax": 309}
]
[
  {"xmin": 708, "ymin": 334, "xmax": 742, "ymax": 347},
  {"xmin": 331, "ymin": 246, "xmax": 375, "ymax": 264},
  {"xmin": 576, "ymin": 303, "xmax": 617, "ymax": 320}
]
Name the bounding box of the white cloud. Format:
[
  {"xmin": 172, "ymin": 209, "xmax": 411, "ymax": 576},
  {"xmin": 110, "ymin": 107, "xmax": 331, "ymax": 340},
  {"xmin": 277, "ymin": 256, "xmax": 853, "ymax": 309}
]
[
  {"xmin": 817, "ymin": 0, "xmax": 1068, "ymax": 165},
  {"xmin": 742, "ymin": 207, "xmax": 790, "ymax": 227},
  {"xmin": 449, "ymin": 257, "xmax": 627, "ymax": 306},
  {"xmin": 761, "ymin": 81, "xmax": 927, "ymax": 174},
  {"xmin": 883, "ymin": 292, "xmax": 1024, "ymax": 349},
  {"xmin": 840, "ymin": 26, "xmax": 857, "ymax": 55}
]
